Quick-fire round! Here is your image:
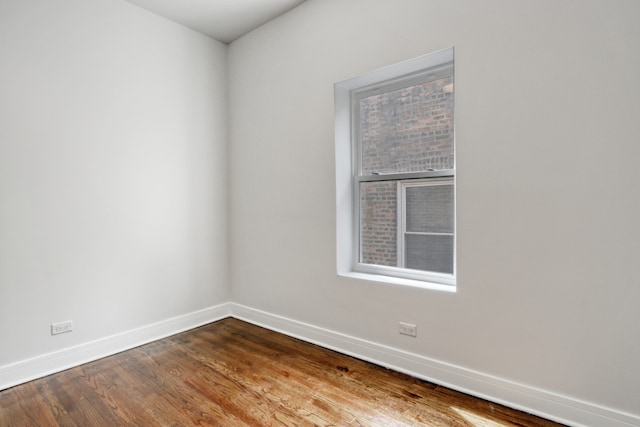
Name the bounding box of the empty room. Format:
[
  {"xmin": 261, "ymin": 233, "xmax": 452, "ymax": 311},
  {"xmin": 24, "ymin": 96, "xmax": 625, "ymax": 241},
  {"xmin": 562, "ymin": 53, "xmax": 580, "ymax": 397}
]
[{"xmin": 1, "ymin": 0, "xmax": 638, "ymax": 426}]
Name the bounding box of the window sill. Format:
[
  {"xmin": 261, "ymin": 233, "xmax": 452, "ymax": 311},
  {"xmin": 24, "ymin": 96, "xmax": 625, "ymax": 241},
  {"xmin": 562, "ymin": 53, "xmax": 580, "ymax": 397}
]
[{"xmin": 338, "ymin": 270, "xmax": 456, "ymax": 293}]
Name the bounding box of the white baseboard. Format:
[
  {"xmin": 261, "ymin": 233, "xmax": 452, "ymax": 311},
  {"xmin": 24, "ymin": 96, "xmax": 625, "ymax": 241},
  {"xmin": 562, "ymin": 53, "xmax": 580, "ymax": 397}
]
[
  {"xmin": 2, "ymin": 302, "xmax": 637, "ymax": 427},
  {"xmin": 0, "ymin": 303, "xmax": 231, "ymax": 391},
  {"xmin": 230, "ymin": 303, "xmax": 640, "ymax": 427}
]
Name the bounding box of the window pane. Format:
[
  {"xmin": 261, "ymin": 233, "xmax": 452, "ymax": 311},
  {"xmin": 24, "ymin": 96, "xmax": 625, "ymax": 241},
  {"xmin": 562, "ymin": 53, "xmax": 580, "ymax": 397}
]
[
  {"xmin": 360, "ymin": 181, "xmax": 397, "ymax": 267},
  {"xmin": 360, "ymin": 74, "xmax": 453, "ymax": 175},
  {"xmin": 405, "ymin": 234, "xmax": 453, "ymax": 274},
  {"xmin": 406, "ymin": 183, "xmax": 454, "ymax": 233}
]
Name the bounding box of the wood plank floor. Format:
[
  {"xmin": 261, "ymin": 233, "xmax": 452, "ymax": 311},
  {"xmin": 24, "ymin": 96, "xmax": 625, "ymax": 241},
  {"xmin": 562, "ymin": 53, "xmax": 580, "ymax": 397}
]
[{"xmin": 0, "ymin": 318, "xmax": 564, "ymax": 426}]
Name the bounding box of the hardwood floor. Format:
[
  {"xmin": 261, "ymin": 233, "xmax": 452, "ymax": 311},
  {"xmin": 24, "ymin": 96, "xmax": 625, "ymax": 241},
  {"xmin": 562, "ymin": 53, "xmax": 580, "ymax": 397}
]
[{"xmin": 0, "ymin": 318, "xmax": 564, "ymax": 426}]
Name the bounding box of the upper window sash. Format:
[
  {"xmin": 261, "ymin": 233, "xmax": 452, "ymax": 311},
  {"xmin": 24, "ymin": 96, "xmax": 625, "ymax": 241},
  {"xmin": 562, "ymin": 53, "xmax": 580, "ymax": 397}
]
[{"xmin": 352, "ymin": 63, "xmax": 454, "ymax": 178}]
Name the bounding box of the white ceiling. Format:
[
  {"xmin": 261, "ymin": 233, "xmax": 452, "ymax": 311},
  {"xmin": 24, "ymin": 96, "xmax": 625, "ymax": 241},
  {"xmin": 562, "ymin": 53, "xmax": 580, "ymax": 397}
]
[{"xmin": 125, "ymin": 0, "xmax": 305, "ymax": 44}]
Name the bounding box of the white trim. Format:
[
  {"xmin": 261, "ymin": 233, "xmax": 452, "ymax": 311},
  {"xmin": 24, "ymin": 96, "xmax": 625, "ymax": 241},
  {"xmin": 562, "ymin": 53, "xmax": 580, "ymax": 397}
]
[
  {"xmin": 0, "ymin": 303, "xmax": 231, "ymax": 391},
  {"xmin": 230, "ymin": 303, "xmax": 640, "ymax": 427},
  {"xmin": 3, "ymin": 302, "xmax": 638, "ymax": 427}
]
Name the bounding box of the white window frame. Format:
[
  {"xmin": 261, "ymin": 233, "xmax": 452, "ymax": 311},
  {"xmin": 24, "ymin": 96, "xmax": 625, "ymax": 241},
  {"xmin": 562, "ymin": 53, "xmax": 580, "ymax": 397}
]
[{"xmin": 335, "ymin": 48, "xmax": 456, "ymax": 291}]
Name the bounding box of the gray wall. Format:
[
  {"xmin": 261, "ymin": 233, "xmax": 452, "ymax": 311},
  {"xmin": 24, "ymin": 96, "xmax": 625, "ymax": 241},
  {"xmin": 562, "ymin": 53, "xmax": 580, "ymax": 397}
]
[{"xmin": 0, "ymin": 0, "xmax": 229, "ymax": 368}]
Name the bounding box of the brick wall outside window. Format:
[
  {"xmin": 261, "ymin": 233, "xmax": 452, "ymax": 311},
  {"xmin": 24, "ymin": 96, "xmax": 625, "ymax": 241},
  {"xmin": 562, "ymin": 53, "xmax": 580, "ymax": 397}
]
[{"xmin": 359, "ymin": 76, "xmax": 453, "ymax": 267}]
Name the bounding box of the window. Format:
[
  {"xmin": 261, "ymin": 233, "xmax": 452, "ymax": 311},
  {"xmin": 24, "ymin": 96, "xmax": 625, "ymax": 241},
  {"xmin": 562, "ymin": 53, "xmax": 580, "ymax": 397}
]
[{"xmin": 335, "ymin": 48, "xmax": 455, "ymax": 289}]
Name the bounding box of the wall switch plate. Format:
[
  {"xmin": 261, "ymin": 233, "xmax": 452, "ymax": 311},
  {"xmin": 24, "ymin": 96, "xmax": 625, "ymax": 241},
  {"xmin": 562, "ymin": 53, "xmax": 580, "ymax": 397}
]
[
  {"xmin": 51, "ymin": 320, "xmax": 73, "ymax": 335},
  {"xmin": 398, "ymin": 321, "xmax": 417, "ymax": 337}
]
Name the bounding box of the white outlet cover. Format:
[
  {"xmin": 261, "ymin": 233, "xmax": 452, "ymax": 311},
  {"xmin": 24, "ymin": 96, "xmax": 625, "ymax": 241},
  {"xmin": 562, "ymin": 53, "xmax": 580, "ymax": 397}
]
[
  {"xmin": 398, "ymin": 321, "xmax": 417, "ymax": 337},
  {"xmin": 51, "ymin": 320, "xmax": 73, "ymax": 335}
]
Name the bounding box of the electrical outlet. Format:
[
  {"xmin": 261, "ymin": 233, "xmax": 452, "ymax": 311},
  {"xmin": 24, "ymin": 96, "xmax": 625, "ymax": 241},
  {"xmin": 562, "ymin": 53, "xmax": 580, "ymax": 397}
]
[
  {"xmin": 51, "ymin": 320, "xmax": 73, "ymax": 335},
  {"xmin": 398, "ymin": 321, "xmax": 417, "ymax": 337}
]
